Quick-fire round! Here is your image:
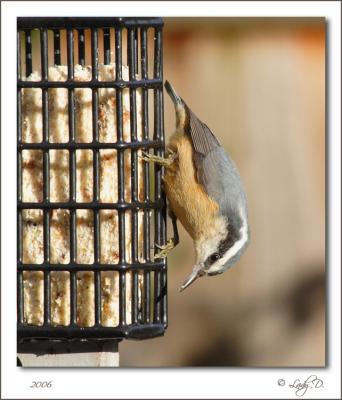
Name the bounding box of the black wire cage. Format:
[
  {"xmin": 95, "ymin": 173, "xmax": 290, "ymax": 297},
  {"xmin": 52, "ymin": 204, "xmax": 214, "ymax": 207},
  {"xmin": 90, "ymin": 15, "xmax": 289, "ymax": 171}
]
[{"xmin": 17, "ymin": 17, "xmax": 167, "ymax": 341}]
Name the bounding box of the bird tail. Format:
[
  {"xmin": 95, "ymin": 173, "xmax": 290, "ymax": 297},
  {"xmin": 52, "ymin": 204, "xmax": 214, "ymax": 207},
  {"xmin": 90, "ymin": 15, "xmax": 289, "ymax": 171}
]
[{"xmin": 165, "ymin": 80, "xmax": 183, "ymax": 106}]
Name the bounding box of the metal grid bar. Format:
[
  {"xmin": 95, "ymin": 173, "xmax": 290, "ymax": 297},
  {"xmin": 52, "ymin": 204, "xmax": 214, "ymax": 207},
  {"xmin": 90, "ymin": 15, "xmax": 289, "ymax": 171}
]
[
  {"xmin": 18, "ymin": 80, "xmax": 162, "ymax": 89},
  {"xmin": 18, "ymin": 17, "xmax": 164, "ymax": 29},
  {"xmin": 18, "ymin": 261, "xmax": 165, "ymax": 272},
  {"xmin": 18, "ymin": 200, "xmax": 163, "ymax": 210},
  {"xmin": 78, "ymin": 29, "xmax": 85, "ymax": 66},
  {"xmin": 18, "ymin": 323, "xmax": 165, "ymax": 339},
  {"xmin": 91, "ymin": 27, "xmax": 101, "ymax": 326},
  {"xmin": 17, "ymin": 31, "xmax": 22, "ymax": 82},
  {"xmin": 114, "ymin": 26, "xmax": 127, "ymax": 327},
  {"xmin": 41, "ymin": 28, "xmax": 51, "ymax": 326},
  {"xmin": 17, "ymin": 17, "xmax": 166, "ymax": 341},
  {"xmin": 103, "ymin": 28, "xmax": 111, "ymax": 64},
  {"xmin": 17, "ymin": 272, "xmax": 24, "ymax": 324},
  {"xmin": 17, "ymin": 139, "xmax": 163, "ymax": 150},
  {"xmin": 156, "ymin": 28, "xmax": 168, "ymax": 327},
  {"xmin": 128, "ymin": 27, "xmax": 139, "ymax": 324},
  {"xmin": 141, "ymin": 27, "xmax": 151, "ymax": 324},
  {"xmin": 25, "ymin": 30, "xmax": 32, "ymax": 76},
  {"xmin": 67, "ymin": 28, "xmax": 78, "ymax": 327},
  {"xmin": 53, "ymin": 29, "xmax": 61, "ymax": 65},
  {"xmin": 134, "ymin": 28, "xmax": 139, "ymax": 74},
  {"xmin": 153, "ymin": 27, "xmax": 166, "ymax": 325},
  {"xmin": 17, "ymin": 29, "xmax": 24, "ymax": 326}
]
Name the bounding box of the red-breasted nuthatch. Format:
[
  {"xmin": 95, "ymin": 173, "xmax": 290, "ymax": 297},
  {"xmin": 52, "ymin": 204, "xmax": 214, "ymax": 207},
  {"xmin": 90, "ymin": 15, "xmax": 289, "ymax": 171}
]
[{"xmin": 142, "ymin": 81, "xmax": 249, "ymax": 291}]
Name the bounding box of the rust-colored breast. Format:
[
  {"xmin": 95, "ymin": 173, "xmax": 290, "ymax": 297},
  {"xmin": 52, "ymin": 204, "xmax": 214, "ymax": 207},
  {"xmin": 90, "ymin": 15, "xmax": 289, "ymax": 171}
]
[{"xmin": 163, "ymin": 132, "xmax": 219, "ymax": 240}]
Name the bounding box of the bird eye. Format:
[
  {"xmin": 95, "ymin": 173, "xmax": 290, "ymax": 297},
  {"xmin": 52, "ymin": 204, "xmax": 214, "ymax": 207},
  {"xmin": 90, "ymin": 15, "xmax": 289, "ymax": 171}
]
[{"xmin": 210, "ymin": 253, "xmax": 220, "ymax": 262}]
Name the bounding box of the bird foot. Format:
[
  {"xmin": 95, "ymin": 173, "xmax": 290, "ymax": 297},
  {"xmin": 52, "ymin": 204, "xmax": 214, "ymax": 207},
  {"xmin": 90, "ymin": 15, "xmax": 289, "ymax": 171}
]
[
  {"xmin": 153, "ymin": 239, "xmax": 175, "ymax": 259},
  {"xmin": 140, "ymin": 149, "xmax": 177, "ymax": 167}
]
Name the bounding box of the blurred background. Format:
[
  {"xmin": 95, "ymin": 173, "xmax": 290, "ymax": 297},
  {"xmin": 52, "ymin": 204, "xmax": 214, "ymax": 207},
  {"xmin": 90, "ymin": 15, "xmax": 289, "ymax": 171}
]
[{"xmin": 120, "ymin": 17, "xmax": 325, "ymax": 367}]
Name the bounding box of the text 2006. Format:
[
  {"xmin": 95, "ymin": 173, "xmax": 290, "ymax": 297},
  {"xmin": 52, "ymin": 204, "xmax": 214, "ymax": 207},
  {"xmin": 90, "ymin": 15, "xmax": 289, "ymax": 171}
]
[{"xmin": 30, "ymin": 381, "xmax": 52, "ymax": 388}]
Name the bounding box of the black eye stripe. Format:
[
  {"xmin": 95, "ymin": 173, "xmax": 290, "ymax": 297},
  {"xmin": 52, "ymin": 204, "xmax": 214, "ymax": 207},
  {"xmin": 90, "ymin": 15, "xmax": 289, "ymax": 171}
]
[
  {"xmin": 204, "ymin": 252, "xmax": 220, "ymax": 267},
  {"xmin": 205, "ymin": 217, "xmax": 242, "ymax": 268},
  {"xmin": 210, "ymin": 253, "xmax": 220, "ymax": 262}
]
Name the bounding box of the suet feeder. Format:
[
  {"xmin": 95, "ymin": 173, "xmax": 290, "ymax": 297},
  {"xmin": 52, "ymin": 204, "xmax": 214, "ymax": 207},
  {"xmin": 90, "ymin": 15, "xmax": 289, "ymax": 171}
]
[{"xmin": 17, "ymin": 17, "xmax": 167, "ymax": 347}]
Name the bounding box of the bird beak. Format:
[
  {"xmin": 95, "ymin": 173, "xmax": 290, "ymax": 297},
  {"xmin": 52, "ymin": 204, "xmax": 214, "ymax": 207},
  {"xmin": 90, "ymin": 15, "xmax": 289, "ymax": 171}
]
[{"xmin": 178, "ymin": 265, "xmax": 203, "ymax": 292}]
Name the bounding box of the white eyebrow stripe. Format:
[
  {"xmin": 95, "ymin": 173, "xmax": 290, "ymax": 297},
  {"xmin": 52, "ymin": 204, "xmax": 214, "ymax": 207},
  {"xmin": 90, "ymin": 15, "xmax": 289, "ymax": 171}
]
[{"xmin": 209, "ymin": 210, "xmax": 249, "ymax": 273}]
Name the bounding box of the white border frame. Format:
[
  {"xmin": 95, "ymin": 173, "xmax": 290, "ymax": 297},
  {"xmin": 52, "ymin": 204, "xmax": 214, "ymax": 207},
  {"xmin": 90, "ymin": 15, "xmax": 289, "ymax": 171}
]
[{"xmin": 1, "ymin": 1, "xmax": 341, "ymax": 399}]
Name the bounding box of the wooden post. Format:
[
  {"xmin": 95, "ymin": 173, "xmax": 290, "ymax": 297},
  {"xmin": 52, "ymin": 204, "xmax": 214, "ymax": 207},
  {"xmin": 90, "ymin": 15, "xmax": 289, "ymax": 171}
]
[{"xmin": 17, "ymin": 340, "xmax": 119, "ymax": 367}]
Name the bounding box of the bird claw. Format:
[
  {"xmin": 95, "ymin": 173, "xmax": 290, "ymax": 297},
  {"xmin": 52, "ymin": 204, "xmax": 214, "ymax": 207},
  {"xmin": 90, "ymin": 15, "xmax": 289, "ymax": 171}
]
[
  {"xmin": 153, "ymin": 239, "xmax": 175, "ymax": 259},
  {"xmin": 139, "ymin": 150, "xmax": 177, "ymax": 167}
]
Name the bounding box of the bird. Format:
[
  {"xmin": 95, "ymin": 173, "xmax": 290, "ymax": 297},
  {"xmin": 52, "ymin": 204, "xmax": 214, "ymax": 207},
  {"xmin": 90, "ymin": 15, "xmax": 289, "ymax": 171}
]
[{"xmin": 141, "ymin": 81, "xmax": 250, "ymax": 291}]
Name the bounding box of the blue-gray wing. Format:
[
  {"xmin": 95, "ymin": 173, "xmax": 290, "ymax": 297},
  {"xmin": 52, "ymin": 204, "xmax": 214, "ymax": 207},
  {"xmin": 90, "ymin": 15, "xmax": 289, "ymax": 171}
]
[
  {"xmin": 186, "ymin": 106, "xmax": 247, "ymax": 216},
  {"xmin": 197, "ymin": 147, "xmax": 248, "ymax": 217}
]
